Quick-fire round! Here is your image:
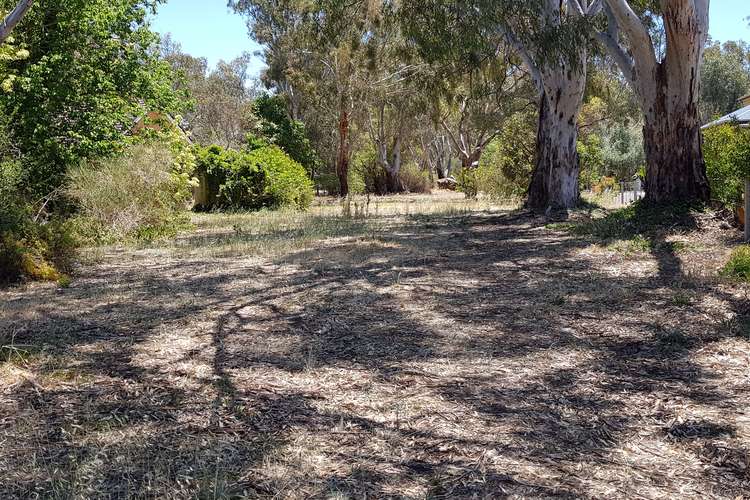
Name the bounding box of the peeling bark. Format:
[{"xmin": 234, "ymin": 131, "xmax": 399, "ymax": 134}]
[
  {"xmin": 527, "ymin": 87, "xmax": 583, "ymax": 210},
  {"xmin": 601, "ymin": 0, "xmax": 711, "ymax": 204}
]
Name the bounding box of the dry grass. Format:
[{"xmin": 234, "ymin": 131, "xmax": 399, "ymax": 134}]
[{"xmin": 1, "ymin": 193, "xmax": 749, "ymax": 499}]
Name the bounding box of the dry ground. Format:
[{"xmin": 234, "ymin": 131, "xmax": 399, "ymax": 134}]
[{"xmin": 1, "ymin": 192, "xmax": 749, "ymax": 499}]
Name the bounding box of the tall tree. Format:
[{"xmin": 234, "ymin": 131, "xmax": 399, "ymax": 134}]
[
  {"xmin": 436, "ymin": 55, "xmax": 533, "ymax": 172},
  {"xmin": 232, "ymin": 0, "xmax": 372, "ymax": 197},
  {"xmin": 596, "ymin": 0, "xmax": 711, "ymax": 203},
  {"xmin": 700, "ymin": 39, "xmax": 750, "ymax": 121},
  {"xmin": 404, "ymin": 0, "xmax": 597, "ymax": 209}
]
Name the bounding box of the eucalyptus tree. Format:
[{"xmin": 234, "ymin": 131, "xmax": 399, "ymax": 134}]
[
  {"xmin": 435, "ymin": 54, "xmax": 534, "ymax": 172},
  {"xmin": 404, "ymin": 0, "xmax": 599, "ymax": 209},
  {"xmin": 232, "ymin": 0, "xmax": 374, "ymax": 196},
  {"xmin": 700, "ymin": 40, "xmax": 750, "ymax": 122},
  {"xmin": 363, "ymin": 2, "xmax": 429, "ymax": 193},
  {"xmin": 595, "ymin": 0, "xmax": 711, "ymax": 203}
]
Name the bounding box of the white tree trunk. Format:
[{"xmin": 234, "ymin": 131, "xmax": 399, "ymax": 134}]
[
  {"xmin": 0, "ymin": 0, "xmax": 34, "ymax": 43},
  {"xmin": 526, "ymin": 63, "xmax": 587, "ymax": 210}
]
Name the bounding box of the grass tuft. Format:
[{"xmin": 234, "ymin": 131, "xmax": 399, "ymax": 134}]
[{"xmin": 720, "ymin": 245, "xmax": 750, "ymax": 281}]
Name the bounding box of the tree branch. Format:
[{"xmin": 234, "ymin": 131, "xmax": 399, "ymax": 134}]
[{"xmin": 0, "ymin": 0, "xmax": 34, "ymax": 43}]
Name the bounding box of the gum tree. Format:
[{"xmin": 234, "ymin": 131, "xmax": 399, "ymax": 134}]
[
  {"xmin": 0, "ymin": 0, "xmax": 34, "ymax": 43},
  {"xmin": 595, "ymin": 0, "xmax": 711, "ymax": 203},
  {"xmin": 404, "ymin": 0, "xmax": 599, "ymax": 209}
]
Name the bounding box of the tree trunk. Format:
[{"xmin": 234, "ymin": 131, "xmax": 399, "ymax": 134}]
[
  {"xmin": 601, "ymin": 0, "xmax": 711, "ymax": 204},
  {"xmin": 640, "ymin": 44, "xmax": 711, "ymax": 204},
  {"xmin": 385, "ymin": 168, "xmax": 401, "ymax": 193},
  {"xmin": 460, "ymin": 150, "xmax": 482, "ymax": 170},
  {"xmin": 642, "ymin": 100, "xmax": 710, "ymax": 203},
  {"xmin": 336, "ymin": 107, "xmax": 350, "ymax": 197},
  {"xmin": 526, "ymin": 89, "xmax": 582, "ymax": 210}
]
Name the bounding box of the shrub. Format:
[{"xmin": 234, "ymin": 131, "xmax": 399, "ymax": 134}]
[
  {"xmin": 592, "ymin": 176, "xmax": 617, "ymax": 195},
  {"xmin": 399, "ymin": 162, "xmax": 432, "ymax": 194},
  {"xmin": 350, "ymin": 148, "xmax": 385, "ymax": 195},
  {"xmin": 469, "ymin": 115, "xmax": 536, "ymax": 200},
  {"xmin": 456, "ymin": 168, "xmax": 478, "ymax": 199},
  {"xmin": 195, "ymin": 145, "xmax": 314, "ymax": 211},
  {"xmin": 702, "ymin": 124, "xmax": 750, "ymax": 208},
  {"xmin": 1, "ymin": 161, "xmax": 76, "ymax": 284},
  {"xmin": 252, "ymin": 94, "xmax": 322, "ymax": 176},
  {"xmin": 721, "ymin": 245, "xmax": 750, "ymax": 281},
  {"xmin": 68, "ymin": 143, "xmax": 194, "ymax": 243}
]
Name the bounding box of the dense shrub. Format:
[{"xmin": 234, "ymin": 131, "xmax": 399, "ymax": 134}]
[
  {"xmin": 1, "ymin": 161, "xmax": 75, "ymax": 284},
  {"xmin": 399, "ymin": 163, "xmax": 432, "ymax": 194},
  {"xmin": 721, "ymin": 245, "xmax": 750, "ymax": 281},
  {"xmin": 195, "ymin": 145, "xmax": 314, "ymax": 211},
  {"xmin": 350, "ymin": 148, "xmax": 385, "ymax": 195},
  {"xmin": 702, "ymin": 124, "xmax": 750, "ymax": 208},
  {"xmin": 460, "ymin": 114, "xmax": 536, "ymax": 199},
  {"xmin": 252, "ymin": 94, "xmax": 322, "ymax": 177},
  {"xmin": 68, "ymin": 143, "xmax": 194, "ymax": 242}
]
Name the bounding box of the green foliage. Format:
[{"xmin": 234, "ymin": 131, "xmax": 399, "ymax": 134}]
[
  {"xmin": 456, "ymin": 168, "xmax": 478, "ymax": 199},
  {"xmin": 1, "ymin": 0, "xmax": 188, "ymax": 197},
  {"xmin": 350, "ymin": 147, "xmax": 386, "ymax": 195},
  {"xmin": 701, "ymin": 40, "xmax": 750, "ymax": 121},
  {"xmin": 702, "ymin": 124, "xmax": 750, "ymax": 208},
  {"xmin": 252, "ymin": 94, "xmax": 321, "ymax": 176},
  {"xmin": 0, "ymin": 110, "xmax": 75, "ymax": 284},
  {"xmin": 67, "ymin": 143, "xmax": 193, "ymax": 243},
  {"xmin": 459, "ymin": 114, "xmax": 535, "ymax": 200},
  {"xmin": 721, "ymin": 246, "xmax": 750, "ymax": 282},
  {"xmin": 195, "ymin": 144, "xmax": 313, "ymax": 211},
  {"xmin": 578, "ymin": 134, "xmax": 605, "ymax": 189},
  {"xmin": 398, "ymin": 163, "xmax": 432, "ymax": 194}
]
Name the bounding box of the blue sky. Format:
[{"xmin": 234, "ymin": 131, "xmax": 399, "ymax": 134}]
[
  {"xmin": 152, "ymin": 0, "xmax": 750, "ymax": 77},
  {"xmin": 150, "ymin": 0, "xmax": 265, "ymax": 74}
]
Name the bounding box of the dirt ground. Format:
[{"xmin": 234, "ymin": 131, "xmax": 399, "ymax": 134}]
[{"xmin": 1, "ymin": 194, "xmax": 749, "ymax": 499}]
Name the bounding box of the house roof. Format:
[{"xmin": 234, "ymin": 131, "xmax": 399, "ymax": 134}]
[{"xmin": 701, "ymin": 104, "xmax": 750, "ymax": 129}]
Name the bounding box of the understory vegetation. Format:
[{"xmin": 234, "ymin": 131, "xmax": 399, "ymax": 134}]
[{"xmin": 2, "ymin": 1, "xmax": 750, "ymax": 498}]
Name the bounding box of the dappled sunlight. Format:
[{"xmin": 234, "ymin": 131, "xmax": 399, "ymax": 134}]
[{"xmin": 1, "ymin": 199, "xmax": 749, "ymax": 498}]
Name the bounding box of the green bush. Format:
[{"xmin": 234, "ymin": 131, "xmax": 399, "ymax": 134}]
[
  {"xmin": 350, "ymin": 148, "xmax": 385, "ymax": 195},
  {"xmin": 67, "ymin": 143, "xmax": 194, "ymax": 243},
  {"xmin": 721, "ymin": 245, "xmax": 750, "ymax": 281},
  {"xmin": 195, "ymin": 144, "xmax": 314, "ymax": 211},
  {"xmin": 456, "ymin": 168, "xmax": 479, "ymax": 199},
  {"xmin": 702, "ymin": 124, "xmax": 750, "ymax": 208},
  {"xmin": 1, "ymin": 161, "xmax": 76, "ymax": 284},
  {"xmin": 399, "ymin": 162, "xmax": 432, "ymax": 194},
  {"xmin": 467, "ymin": 114, "xmax": 536, "ymax": 199}
]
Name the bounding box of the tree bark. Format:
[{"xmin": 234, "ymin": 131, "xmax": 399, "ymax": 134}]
[
  {"xmin": 460, "ymin": 149, "xmax": 482, "ymax": 171},
  {"xmin": 526, "ymin": 84, "xmax": 583, "ymax": 210},
  {"xmin": 601, "ymin": 0, "xmax": 711, "ymax": 204},
  {"xmin": 336, "ymin": 107, "xmax": 350, "ymax": 197},
  {"xmin": 0, "ymin": 0, "xmax": 34, "ymax": 43},
  {"xmin": 642, "ymin": 85, "xmax": 710, "ymax": 203}
]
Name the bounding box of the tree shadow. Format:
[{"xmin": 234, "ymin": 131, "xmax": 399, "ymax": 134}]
[{"xmin": 1, "ymin": 207, "xmax": 749, "ymax": 497}]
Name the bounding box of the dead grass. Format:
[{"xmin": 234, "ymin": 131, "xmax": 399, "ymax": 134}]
[{"xmin": 1, "ymin": 193, "xmax": 749, "ymax": 499}]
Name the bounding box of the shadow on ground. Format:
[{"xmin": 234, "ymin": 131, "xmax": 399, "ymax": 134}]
[{"xmin": 1, "ymin": 209, "xmax": 748, "ymax": 498}]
